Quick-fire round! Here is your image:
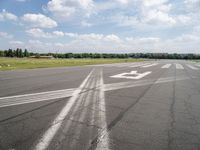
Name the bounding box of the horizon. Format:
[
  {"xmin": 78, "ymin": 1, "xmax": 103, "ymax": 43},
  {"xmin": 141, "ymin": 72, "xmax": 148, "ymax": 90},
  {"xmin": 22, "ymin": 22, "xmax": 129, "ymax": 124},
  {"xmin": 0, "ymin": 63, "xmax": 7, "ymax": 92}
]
[
  {"xmin": 0, "ymin": 0, "xmax": 200, "ymax": 53},
  {"xmin": 1, "ymin": 48, "xmax": 200, "ymax": 55}
]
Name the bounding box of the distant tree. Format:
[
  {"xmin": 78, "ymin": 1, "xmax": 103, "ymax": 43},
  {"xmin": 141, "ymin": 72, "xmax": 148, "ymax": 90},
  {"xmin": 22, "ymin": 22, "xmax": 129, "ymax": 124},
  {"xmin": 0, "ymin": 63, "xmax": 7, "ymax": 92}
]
[
  {"xmin": 24, "ymin": 49, "xmax": 29, "ymax": 57},
  {"xmin": 16, "ymin": 48, "xmax": 20, "ymax": 57},
  {"xmin": 19, "ymin": 49, "xmax": 23, "ymax": 57},
  {"xmin": 64, "ymin": 53, "xmax": 73, "ymax": 58},
  {"xmin": 74, "ymin": 53, "xmax": 82, "ymax": 58},
  {"xmin": 0, "ymin": 48, "xmax": 200, "ymax": 60},
  {"xmin": 7, "ymin": 49, "xmax": 14, "ymax": 57},
  {"xmin": 0, "ymin": 51, "xmax": 4, "ymax": 57}
]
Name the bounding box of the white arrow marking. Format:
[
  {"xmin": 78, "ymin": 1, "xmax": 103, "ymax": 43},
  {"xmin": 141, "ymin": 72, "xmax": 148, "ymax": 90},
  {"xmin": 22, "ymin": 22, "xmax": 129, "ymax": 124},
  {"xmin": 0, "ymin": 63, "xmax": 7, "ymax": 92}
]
[{"xmin": 110, "ymin": 71, "xmax": 152, "ymax": 80}]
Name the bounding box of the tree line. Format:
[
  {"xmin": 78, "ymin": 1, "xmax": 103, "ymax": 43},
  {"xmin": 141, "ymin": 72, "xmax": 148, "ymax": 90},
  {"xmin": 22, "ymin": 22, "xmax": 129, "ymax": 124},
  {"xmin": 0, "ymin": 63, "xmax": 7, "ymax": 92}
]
[
  {"xmin": 0, "ymin": 49, "xmax": 200, "ymax": 59},
  {"xmin": 0, "ymin": 48, "xmax": 30, "ymax": 58}
]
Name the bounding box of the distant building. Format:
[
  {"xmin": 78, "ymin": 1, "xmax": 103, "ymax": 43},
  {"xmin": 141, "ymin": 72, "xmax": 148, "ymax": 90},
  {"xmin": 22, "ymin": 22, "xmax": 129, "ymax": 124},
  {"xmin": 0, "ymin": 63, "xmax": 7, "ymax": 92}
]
[{"xmin": 29, "ymin": 56, "xmax": 54, "ymax": 59}]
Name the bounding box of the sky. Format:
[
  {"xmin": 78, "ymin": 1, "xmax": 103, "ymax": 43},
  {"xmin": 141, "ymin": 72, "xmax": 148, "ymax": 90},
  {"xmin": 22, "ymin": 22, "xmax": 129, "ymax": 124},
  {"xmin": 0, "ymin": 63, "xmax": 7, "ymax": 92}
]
[{"xmin": 0, "ymin": 0, "xmax": 200, "ymax": 53}]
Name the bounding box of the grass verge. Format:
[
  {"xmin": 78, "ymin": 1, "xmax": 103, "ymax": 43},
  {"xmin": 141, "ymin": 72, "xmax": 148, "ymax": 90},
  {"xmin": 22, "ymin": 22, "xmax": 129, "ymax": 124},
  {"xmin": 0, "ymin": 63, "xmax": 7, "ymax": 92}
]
[{"xmin": 0, "ymin": 57, "xmax": 145, "ymax": 71}]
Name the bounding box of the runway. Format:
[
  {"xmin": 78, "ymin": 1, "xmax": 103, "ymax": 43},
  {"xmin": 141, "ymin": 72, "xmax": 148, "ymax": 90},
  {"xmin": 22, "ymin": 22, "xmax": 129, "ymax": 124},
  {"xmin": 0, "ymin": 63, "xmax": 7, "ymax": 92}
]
[{"xmin": 0, "ymin": 60, "xmax": 200, "ymax": 150}]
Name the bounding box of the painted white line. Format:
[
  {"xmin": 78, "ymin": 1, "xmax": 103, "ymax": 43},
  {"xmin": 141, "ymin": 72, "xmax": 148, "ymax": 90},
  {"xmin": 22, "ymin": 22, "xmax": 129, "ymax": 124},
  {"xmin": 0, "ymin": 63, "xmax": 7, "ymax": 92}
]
[
  {"xmin": 141, "ymin": 63, "xmax": 158, "ymax": 68},
  {"xmin": 0, "ymin": 88, "xmax": 74, "ymax": 100},
  {"xmin": 67, "ymin": 78, "xmax": 96, "ymax": 149},
  {"xmin": 176, "ymin": 64, "xmax": 184, "ymax": 69},
  {"xmin": 55, "ymin": 79, "xmax": 93, "ymax": 150},
  {"xmin": 52, "ymin": 69, "xmax": 110, "ymax": 150},
  {"xmin": 129, "ymin": 64, "xmax": 142, "ymax": 68},
  {"xmin": 34, "ymin": 69, "xmax": 94, "ymax": 150},
  {"xmin": 195, "ymin": 64, "xmax": 200, "ymax": 67},
  {"xmin": 161, "ymin": 64, "xmax": 171, "ymax": 69},
  {"xmin": 117, "ymin": 63, "xmax": 143, "ymax": 67},
  {"xmin": 110, "ymin": 71, "xmax": 152, "ymax": 80},
  {"xmin": 95, "ymin": 70, "xmax": 110, "ymax": 150},
  {"xmin": 0, "ymin": 75, "xmax": 195, "ymax": 109},
  {"xmin": 105, "ymin": 76, "xmax": 190, "ymax": 92},
  {"xmin": 129, "ymin": 63, "xmax": 149, "ymax": 68},
  {"xmin": 187, "ymin": 64, "xmax": 199, "ymax": 70},
  {"xmin": 0, "ymin": 89, "xmax": 75, "ymax": 108},
  {"xmin": 116, "ymin": 63, "xmax": 132, "ymax": 67}
]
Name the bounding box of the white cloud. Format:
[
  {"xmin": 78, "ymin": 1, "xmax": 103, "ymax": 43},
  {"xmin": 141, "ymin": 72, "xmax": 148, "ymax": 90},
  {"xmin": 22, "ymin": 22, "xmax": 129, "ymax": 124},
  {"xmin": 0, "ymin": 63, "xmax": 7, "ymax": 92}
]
[
  {"xmin": 16, "ymin": 0, "xmax": 27, "ymax": 2},
  {"xmin": 174, "ymin": 34, "xmax": 199, "ymax": 42},
  {"xmin": 71, "ymin": 33, "xmax": 121, "ymax": 44},
  {"xmin": 156, "ymin": 3, "xmax": 172, "ymax": 12},
  {"xmin": 77, "ymin": 33, "xmax": 103, "ymax": 41},
  {"xmin": 81, "ymin": 20, "xmax": 93, "ymax": 27},
  {"xmin": 65, "ymin": 32, "xmax": 78, "ymax": 38},
  {"xmin": 0, "ymin": 32, "xmax": 13, "ymax": 39},
  {"xmin": 0, "ymin": 9, "xmax": 18, "ymax": 21},
  {"xmin": 108, "ymin": 0, "xmax": 178, "ymax": 28},
  {"xmin": 24, "ymin": 30, "xmax": 124, "ymax": 51},
  {"xmin": 104, "ymin": 34, "xmax": 121, "ymax": 43},
  {"xmin": 126, "ymin": 37, "xmax": 160, "ymax": 44},
  {"xmin": 111, "ymin": 12, "xmax": 176, "ymax": 28},
  {"xmin": 9, "ymin": 41, "xmax": 24, "ymax": 47},
  {"xmin": 28, "ymin": 39, "xmax": 42, "ymax": 44},
  {"xmin": 140, "ymin": 0, "xmax": 176, "ymax": 26},
  {"xmin": 142, "ymin": 0, "xmax": 168, "ymax": 7},
  {"xmin": 111, "ymin": 15, "xmax": 139, "ymax": 27},
  {"xmin": 193, "ymin": 25, "xmax": 200, "ymax": 32},
  {"xmin": 47, "ymin": 0, "xmax": 94, "ymax": 18},
  {"xmin": 26, "ymin": 28, "xmax": 52, "ymax": 38},
  {"xmin": 54, "ymin": 42, "xmax": 65, "ymax": 47},
  {"xmin": 116, "ymin": 0, "xmax": 129, "ymax": 5},
  {"xmin": 52, "ymin": 31, "xmax": 65, "ymax": 37},
  {"xmin": 26, "ymin": 28, "xmax": 77, "ymax": 38},
  {"xmin": 184, "ymin": 0, "xmax": 200, "ymax": 5},
  {"xmin": 175, "ymin": 15, "xmax": 191, "ymax": 24},
  {"xmin": 22, "ymin": 13, "xmax": 57, "ymax": 28},
  {"xmin": 143, "ymin": 9, "xmax": 176, "ymax": 26},
  {"xmin": 7, "ymin": 32, "xmax": 200, "ymax": 53},
  {"xmin": 25, "ymin": 29, "xmax": 162, "ymax": 48}
]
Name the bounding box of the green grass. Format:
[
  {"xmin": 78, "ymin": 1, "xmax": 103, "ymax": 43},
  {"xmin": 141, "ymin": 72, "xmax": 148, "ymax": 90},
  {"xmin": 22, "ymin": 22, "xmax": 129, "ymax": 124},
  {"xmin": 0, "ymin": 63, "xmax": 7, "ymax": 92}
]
[{"xmin": 0, "ymin": 57, "xmax": 145, "ymax": 71}]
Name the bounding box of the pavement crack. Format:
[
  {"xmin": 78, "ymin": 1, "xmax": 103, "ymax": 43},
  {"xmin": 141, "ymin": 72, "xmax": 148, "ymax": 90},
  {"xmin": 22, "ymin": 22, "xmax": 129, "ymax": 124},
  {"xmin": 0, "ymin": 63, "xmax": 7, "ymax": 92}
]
[
  {"xmin": 88, "ymin": 68, "xmax": 169, "ymax": 150},
  {"xmin": 183, "ymin": 64, "xmax": 200, "ymax": 149},
  {"xmin": 68, "ymin": 118, "xmax": 102, "ymax": 129},
  {"xmin": 167, "ymin": 67, "xmax": 177, "ymax": 150},
  {"xmin": 0, "ymin": 98, "xmax": 67, "ymax": 124}
]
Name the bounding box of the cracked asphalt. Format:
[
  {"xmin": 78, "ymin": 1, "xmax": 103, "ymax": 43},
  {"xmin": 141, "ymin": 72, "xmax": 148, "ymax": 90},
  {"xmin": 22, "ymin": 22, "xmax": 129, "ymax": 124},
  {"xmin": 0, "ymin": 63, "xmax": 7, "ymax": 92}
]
[{"xmin": 0, "ymin": 60, "xmax": 200, "ymax": 150}]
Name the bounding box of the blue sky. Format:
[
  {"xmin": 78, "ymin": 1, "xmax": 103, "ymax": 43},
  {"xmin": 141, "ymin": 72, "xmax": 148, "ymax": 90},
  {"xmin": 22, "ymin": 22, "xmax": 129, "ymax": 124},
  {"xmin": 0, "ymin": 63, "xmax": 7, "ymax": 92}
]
[{"xmin": 0, "ymin": 0, "xmax": 200, "ymax": 53}]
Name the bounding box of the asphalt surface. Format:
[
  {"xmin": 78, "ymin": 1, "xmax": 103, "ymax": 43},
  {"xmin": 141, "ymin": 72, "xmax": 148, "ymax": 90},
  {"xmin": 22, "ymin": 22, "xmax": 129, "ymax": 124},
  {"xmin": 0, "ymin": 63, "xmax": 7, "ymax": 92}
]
[{"xmin": 0, "ymin": 60, "xmax": 200, "ymax": 150}]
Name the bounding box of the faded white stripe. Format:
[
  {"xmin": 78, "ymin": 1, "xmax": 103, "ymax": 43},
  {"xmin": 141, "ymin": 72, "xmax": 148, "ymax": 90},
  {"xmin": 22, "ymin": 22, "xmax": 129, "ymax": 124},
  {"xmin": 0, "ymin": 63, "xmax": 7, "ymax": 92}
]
[
  {"xmin": 142, "ymin": 63, "xmax": 158, "ymax": 68},
  {"xmin": 176, "ymin": 64, "xmax": 184, "ymax": 69},
  {"xmin": 105, "ymin": 76, "xmax": 190, "ymax": 91},
  {"xmin": 0, "ymin": 88, "xmax": 75, "ymax": 108},
  {"xmin": 95, "ymin": 70, "xmax": 110, "ymax": 150},
  {"xmin": 34, "ymin": 69, "xmax": 94, "ymax": 150},
  {"xmin": 161, "ymin": 64, "xmax": 171, "ymax": 69},
  {"xmin": 129, "ymin": 63, "xmax": 149, "ymax": 68},
  {"xmin": 195, "ymin": 63, "xmax": 200, "ymax": 67},
  {"xmin": 186, "ymin": 64, "xmax": 199, "ymax": 70}
]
